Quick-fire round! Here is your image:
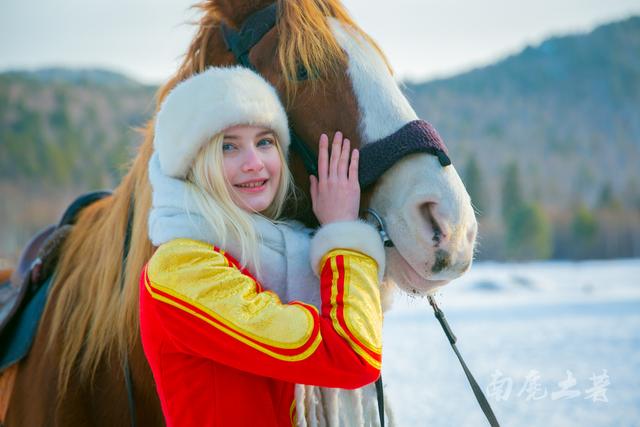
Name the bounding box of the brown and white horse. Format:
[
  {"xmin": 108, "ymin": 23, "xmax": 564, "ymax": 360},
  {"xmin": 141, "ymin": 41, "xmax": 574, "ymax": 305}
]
[{"xmin": 4, "ymin": 0, "xmax": 476, "ymax": 425}]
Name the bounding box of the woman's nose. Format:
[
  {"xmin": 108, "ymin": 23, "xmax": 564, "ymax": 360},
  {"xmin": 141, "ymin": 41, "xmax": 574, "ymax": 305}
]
[{"xmin": 241, "ymin": 148, "xmax": 264, "ymax": 172}]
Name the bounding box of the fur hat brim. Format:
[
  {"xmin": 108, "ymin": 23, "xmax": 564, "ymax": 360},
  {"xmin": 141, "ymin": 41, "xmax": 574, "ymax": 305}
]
[{"xmin": 153, "ymin": 66, "xmax": 290, "ymax": 179}]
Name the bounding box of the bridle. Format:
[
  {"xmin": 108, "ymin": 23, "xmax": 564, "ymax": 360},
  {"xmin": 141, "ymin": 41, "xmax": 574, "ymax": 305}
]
[{"xmin": 118, "ymin": 4, "xmax": 498, "ymax": 427}]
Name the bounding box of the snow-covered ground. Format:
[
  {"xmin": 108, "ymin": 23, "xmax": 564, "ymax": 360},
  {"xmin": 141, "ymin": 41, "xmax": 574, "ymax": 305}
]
[{"xmin": 382, "ymin": 259, "xmax": 640, "ymax": 427}]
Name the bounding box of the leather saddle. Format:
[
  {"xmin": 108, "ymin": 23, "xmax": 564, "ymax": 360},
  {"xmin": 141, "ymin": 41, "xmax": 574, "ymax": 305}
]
[
  {"xmin": 0, "ymin": 191, "xmax": 111, "ymax": 371},
  {"xmin": 0, "ymin": 225, "xmax": 56, "ymax": 333}
]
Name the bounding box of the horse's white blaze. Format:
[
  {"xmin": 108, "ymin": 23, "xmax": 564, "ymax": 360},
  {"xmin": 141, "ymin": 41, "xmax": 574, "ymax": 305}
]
[
  {"xmin": 328, "ymin": 19, "xmax": 417, "ymax": 143},
  {"xmin": 329, "ymin": 19, "xmax": 477, "ymax": 294}
]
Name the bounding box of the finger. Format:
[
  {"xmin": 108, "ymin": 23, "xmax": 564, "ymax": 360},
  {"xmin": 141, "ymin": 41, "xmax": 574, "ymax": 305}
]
[
  {"xmin": 309, "ymin": 175, "xmax": 317, "ymax": 207},
  {"xmin": 348, "ymin": 148, "xmax": 359, "ymax": 183},
  {"xmin": 338, "ymin": 138, "xmax": 350, "ymax": 180},
  {"xmin": 317, "ymin": 134, "xmax": 329, "ymax": 182},
  {"xmin": 329, "ymin": 131, "xmax": 342, "ymax": 178}
]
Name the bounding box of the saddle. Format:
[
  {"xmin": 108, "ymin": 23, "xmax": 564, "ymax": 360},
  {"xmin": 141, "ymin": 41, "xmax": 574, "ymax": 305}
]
[{"xmin": 0, "ymin": 191, "xmax": 112, "ymax": 372}]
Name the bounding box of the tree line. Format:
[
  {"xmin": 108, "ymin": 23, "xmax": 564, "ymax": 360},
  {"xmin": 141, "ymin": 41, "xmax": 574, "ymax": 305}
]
[{"xmin": 463, "ymin": 155, "xmax": 640, "ymax": 260}]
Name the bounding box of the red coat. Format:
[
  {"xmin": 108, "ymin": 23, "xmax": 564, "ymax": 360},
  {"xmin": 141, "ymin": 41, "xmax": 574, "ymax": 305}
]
[{"xmin": 139, "ymin": 238, "xmax": 382, "ymax": 426}]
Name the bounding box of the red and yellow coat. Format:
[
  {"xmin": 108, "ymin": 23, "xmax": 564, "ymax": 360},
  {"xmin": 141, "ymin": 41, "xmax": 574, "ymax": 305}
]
[{"xmin": 139, "ymin": 236, "xmax": 383, "ymax": 427}]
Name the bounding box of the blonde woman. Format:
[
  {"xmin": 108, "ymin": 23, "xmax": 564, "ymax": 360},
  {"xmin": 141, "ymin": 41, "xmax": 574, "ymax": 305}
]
[{"xmin": 141, "ymin": 66, "xmax": 385, "ymax": 426}]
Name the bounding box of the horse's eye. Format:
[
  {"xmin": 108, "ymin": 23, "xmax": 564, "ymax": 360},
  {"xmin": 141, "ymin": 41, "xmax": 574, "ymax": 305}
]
[{"xmin": 296, "ymin": 63, "xmax": 309, "ymax": 81}]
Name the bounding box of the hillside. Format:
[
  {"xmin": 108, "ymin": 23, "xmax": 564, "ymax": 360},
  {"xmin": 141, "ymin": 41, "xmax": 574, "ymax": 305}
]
[
  {"xmin": 0, "ymin": 68, "xmax": 156, "ymax": 188},
  {"xmin": 1, "ymin": 17, "xmax": 639, "ymax": 260},
  {"xmin": 405, "ymin": 16, "xmax": 640, "ymax": 214}
]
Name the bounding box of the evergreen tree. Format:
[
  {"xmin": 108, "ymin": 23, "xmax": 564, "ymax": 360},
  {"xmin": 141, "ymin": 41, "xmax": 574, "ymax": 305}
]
[
  {"xmin": 597, "ymin": 181, "xmax": 622, "ymax": 211},
  {"xmin": 501, "ymin": 161, "xmax": 524, "ymax": 223},
  {"xmin": 500, "ymin": 163, "xmax": 552, "ymax": 260},
  {"xmin": 506, "ymin": 202, "xmax": 553, "ymax": 260},
  {"xmin": 571, "ymin": 204, "xmax": 598, "ymax": 258},
  {"xmin": 463, "ymin": 155, "xmax": 489, "ymax": 216}
]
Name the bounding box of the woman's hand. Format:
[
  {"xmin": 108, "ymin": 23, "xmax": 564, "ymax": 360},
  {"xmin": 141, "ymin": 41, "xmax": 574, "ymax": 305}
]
[{"xmin": 309, "ymin": 131, "xmax": 360, "ymax": 225}]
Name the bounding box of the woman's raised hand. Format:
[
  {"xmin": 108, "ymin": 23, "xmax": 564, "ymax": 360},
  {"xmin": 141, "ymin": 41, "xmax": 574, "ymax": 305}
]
[{"xmin": 309, "ymin": 131, "xmax": 360, "ymax": 225}]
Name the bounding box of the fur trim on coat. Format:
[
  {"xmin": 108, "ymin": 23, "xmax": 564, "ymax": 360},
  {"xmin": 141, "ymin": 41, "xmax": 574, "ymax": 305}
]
[
  {"xmin": 153, "ymin": 66, "xmax": 290, "ymax": 178},
  {"xmin": 310, "ymin": 221, "xmax": 385, "ymax": 283}
]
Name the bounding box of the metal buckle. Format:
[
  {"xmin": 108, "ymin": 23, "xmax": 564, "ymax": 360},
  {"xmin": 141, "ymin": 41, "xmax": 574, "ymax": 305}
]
[{"xmin": 363, "ymin": 208, "xmax": 394, "ymax": 247}]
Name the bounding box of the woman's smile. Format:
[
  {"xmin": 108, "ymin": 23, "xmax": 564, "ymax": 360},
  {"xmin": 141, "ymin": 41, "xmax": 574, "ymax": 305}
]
[
  {"xmin": 222, "ymin": 124, "xmax": 282, "ymax": 213},
  {"xmin": 234, "ymin": 178, "xmax": 269, "ymax": 192}
]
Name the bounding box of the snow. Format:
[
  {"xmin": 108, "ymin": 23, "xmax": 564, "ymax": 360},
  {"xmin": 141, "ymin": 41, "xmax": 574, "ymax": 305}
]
[{"xmin": 382, "ymin": 259, "xmax": 640, "ymax": 427}]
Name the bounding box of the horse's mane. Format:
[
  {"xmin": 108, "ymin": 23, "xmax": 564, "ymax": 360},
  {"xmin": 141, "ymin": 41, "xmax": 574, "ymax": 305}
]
[{"xmin": 46, "ymin": 0, "xmax": 389, "ymax": 394}]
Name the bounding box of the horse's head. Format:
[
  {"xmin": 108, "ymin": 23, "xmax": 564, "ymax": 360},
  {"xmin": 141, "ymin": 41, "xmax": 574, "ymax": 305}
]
[{"xmin": 156, "ymin": 0, "xmax": 477, "ymax": 294}]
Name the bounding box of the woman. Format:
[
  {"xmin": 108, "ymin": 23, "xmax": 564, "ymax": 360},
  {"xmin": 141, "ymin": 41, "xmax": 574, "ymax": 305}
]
[{"xmin": 140, "ymin": 66, "xmax": 385, "ymax": 426}]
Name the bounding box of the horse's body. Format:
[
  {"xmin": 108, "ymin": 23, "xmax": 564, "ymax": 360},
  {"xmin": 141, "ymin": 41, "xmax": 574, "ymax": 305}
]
[{"xmin": 4, "ymin": 1, "xmax": 477, "ymax": 425}]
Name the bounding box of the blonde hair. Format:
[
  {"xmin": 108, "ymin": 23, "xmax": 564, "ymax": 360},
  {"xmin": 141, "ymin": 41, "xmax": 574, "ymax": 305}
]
[{"xmin": 186, "ymin": 130, "xmax": 294, "ymax": 274}]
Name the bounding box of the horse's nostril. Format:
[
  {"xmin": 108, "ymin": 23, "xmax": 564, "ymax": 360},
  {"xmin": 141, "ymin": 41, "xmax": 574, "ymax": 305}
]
[{"xmin": 419, "ymin": 202, "xmax": 445, "ymax": 246}]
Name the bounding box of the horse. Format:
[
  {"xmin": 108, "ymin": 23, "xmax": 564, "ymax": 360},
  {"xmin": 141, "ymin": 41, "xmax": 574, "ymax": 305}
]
[{"xmin": 3, "ymin": 0, "xmax": 477, "ymax": 425}]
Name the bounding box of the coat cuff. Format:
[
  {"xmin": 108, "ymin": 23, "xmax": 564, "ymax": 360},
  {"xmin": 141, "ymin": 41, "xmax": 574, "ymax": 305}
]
[{"xmin": 309, "ymin": 220, "xmax": 385, "ymax": 282}]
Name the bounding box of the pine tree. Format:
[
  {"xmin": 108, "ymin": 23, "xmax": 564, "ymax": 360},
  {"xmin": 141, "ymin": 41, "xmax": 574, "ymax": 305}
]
[
  {"xmin": 597, "ymin": 181, "xmax": 622, "ymax": 211},
  {"xmin": 571, "ymin": 204, "xmax": 598, "ymax": 258},
  {"xmin": 463, "ymin": 155, "xmax": 489, "ymax": 217},
  {"xmin": 506, "ymin": 202, "xmax": 552, "ymax": 260},
  {"xmin": 501, "ymin": 161, "xmax": 524, "ymax": 223}
]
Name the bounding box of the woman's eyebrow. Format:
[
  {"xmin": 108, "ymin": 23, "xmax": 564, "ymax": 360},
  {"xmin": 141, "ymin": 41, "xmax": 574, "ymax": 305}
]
[{"xmin": 223, "ymin": 131, "xmax": 274, "ymax": 140}]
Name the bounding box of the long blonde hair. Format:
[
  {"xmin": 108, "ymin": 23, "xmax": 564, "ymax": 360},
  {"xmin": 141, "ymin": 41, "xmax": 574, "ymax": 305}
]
[{"xmin": 186, "ymin": 130, "xmax": 294, "ymax": 273}]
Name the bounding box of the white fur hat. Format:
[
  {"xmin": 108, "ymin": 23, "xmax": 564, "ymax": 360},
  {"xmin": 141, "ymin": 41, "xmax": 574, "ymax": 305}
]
[{"xmin": 153, "ymin": 66, "xmax": 290, "ymax": 178}]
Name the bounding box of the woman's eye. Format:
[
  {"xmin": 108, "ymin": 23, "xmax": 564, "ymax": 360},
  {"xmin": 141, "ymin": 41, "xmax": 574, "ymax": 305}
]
[
  {"xmin": 222, "ymin": 143, "xmax": 235, "ymax": 152},
  {"xmin": 257, "ymin": 138, "xmax": 274, "ymax": 148}
]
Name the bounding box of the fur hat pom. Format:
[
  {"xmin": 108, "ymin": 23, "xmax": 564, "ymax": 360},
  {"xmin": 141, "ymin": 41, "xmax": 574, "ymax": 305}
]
[{"xmin": 153, "ymin": 66, "xmax": 290, "ymax": 178}]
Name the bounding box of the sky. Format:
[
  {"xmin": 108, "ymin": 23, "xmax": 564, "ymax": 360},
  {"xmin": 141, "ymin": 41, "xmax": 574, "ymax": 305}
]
[{"xmin": 1, "ymin": 0, "xmax": 639, "ymax": 85}]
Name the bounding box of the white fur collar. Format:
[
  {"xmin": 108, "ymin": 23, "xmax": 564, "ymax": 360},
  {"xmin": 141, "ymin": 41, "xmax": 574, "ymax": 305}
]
[{"xmin": 148, "ymin": 153, "xmax": 322, "ymax": 308}]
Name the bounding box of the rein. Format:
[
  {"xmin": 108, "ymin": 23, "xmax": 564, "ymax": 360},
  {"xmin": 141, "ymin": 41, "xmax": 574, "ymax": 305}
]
[{"xmin": 121, "ymin": 195, "xmax": 137, "ymax": 427}]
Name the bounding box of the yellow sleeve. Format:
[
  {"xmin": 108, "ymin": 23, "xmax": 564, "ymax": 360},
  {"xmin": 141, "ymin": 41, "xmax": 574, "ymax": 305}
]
[{"xmin": 142, "ymin": 238, "xmax": 382, "ymax": 388}]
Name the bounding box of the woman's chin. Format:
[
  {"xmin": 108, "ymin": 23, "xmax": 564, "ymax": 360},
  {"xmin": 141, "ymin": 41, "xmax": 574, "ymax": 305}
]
[{"xmin": 232, "ymin": 192, "xmax": 275, "ymax": 213}]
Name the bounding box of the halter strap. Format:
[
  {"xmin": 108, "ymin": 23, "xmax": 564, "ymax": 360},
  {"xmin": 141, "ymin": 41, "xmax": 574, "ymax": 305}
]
[{"xmin": 221, "ymin": 4, "xmax": 277, "ymax": 71}]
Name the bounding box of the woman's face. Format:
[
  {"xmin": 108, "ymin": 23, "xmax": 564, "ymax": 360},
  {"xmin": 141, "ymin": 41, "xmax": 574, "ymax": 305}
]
[{"xmin": 221, "ymin": 124, "xmax": 282, "ymax": 213}]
